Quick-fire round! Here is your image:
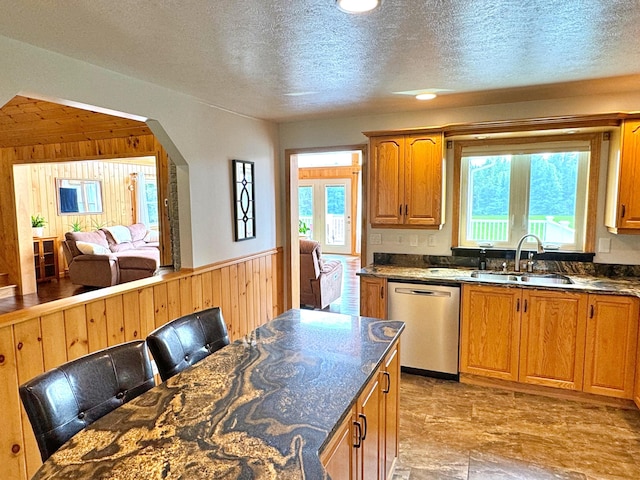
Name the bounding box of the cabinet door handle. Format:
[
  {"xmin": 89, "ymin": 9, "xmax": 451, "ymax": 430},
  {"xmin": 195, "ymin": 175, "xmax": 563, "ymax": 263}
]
[
  {"xmin": 405, "ymin": 204, "xmax": 408, "ymax": 216},
  {"xmin": 358, "ymin": 413, "xmax": 368, "ymax": 441},
  {"xmin": 524, "ymin": 299, "xmax": 528, "ymax": 313},
  {"xmin": 399, "ymin": 204, "xmax": 403, "ymax": 216},
  {"xmin": 621, "ymin": 204, "xmax": 626, "ymax": 218},
  {"xmin": 353, "ymin": 420, "xmax": 362, "ymax": 448},
  {"xmin": 382, "ymin": 371, "xmax": 391, "ymax": 393},
  {"xmin": 590, "ymin": 304, "xmax": 594, "ymax": 319},
  {"xmin": 380, "ymin": 286, "xmax": 384, "ymax": 300},
  {"xmin": 516, "ymin": 298, "xmax": 520, "ymax": 312}
]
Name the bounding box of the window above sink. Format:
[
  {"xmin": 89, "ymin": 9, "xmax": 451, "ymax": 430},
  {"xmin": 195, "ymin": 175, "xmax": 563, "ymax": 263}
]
[{"xmin": 452, "ymin": 132, "xmax": 603, "ymax": 253}]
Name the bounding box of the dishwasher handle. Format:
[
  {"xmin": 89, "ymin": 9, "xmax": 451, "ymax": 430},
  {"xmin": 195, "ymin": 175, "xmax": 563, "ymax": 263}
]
[{"xmin": 393, "ymin": 287, "xmax": 452, "ymax": 298}]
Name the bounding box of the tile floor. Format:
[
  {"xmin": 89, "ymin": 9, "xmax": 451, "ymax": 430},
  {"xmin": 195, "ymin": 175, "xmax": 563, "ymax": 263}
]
[{"xmin": 393, "ymin": 374, "xmax": 640, "ymax": 480}]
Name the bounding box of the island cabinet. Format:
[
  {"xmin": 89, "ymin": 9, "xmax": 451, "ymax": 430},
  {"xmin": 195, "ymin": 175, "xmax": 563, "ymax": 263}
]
[
  {"xmin": 321, "ymin": 342, "xmax": 400, "ymax": 480},
  {"xmin": 605, "ymin": 119, "xmax": 640, "ymax": 233},
  {"xmin": 461, "ymin": 284, "xmax": 640, "ymax": 399},
  {"xmin": 459, "ymin": 285, "xmax": 521, "ymax": 381},
  {"xmin": 321, "ymin": 407, "xmax": 356, "ymax": 480},
  {"xmin": 356, "ymin": 373, "xmax": 382, "ymax": 480},
  {"xmin": 368, "ymin": 133, "xmax": 444, "ymax": 228},
  {"xmin": 380, "ymin": 344, "xmax": 399, "ymax": 479},
  {"xmin": 360, "ymin": 276, "xmax": 387, "ymax": 319}
]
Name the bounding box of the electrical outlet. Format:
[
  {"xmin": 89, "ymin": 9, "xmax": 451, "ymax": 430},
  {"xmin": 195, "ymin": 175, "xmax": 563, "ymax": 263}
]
[
  {"xmin": 428, "ymin": 235, "xmax": 436, "ymax": 247},
  {"xmin": 369, "ymin": 233, "xmax": 382, "ymax": 245},
  {"xmin": 598, "ymin": 237, "xmax": 611, "ymax": 253},
  {"xmin": 397, "ymin": 235, "xmax": 404, "ymax": 244},
  {"xmin": 409, "ymin": 235, "xmax": 418, "ymax": 247}
]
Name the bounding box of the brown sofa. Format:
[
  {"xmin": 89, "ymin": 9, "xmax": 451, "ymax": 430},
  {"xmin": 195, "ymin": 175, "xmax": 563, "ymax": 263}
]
[
  {"xmin": 61, "ymin": 224, "xmax": 160, "ymax": 287},
  {"xmin": 299, "ymin": 239, "xmax": 343, "ymax": 309}
]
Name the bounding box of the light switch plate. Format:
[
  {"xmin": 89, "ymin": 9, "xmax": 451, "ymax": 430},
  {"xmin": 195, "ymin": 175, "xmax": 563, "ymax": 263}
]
[
  {"xmin": 370, "ymin": 233, "xmax": 382, "ymax": 245},
  {"xmin": 428, "ymin": 235, "xmax": 436, "ymax": 247},
  {"xmin": 409, "ymin": 235, "xmax": 418, "ymax": 247}
]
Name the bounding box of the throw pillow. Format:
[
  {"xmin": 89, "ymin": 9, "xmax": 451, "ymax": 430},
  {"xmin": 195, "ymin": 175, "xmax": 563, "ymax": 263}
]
[
  {"xmin": 144, "ymin": 230, "xmax": 160, "ymax": 242},
  {"xmin": 76, "ymin": 241, "xmax": 110, "ymax": 255},
  {"xmin": 104, "ymin": 225, "xmax": 133, "ymax": 244}
]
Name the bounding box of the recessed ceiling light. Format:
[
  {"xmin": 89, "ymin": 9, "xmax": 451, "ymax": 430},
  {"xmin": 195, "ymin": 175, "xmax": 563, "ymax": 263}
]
[
  {"xmin": 284, "ymin": 91, "xmax": 318, "ymax": 97},
  {"xmin": 336, "ymin": 0, "xmax": 380, "ymax": 13},
  {"xmin": 416, "ymin": 93, "xmax": 437, "ymax": 101}
]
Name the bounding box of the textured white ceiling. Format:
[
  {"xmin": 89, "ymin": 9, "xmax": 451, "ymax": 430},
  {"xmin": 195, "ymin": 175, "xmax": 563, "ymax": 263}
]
[{"xmin": 1, "ymin": 0, "xmax": 639, "ymax": 121}]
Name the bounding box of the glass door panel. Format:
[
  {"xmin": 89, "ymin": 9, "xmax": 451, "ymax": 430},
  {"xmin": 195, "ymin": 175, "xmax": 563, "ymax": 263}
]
[
  {"xmin": 325, "ymin": 185, "xmax": 346, "ymax": 246},
  {"xmin": 299, "ymin": 179, "xmax": 351, "ymax": 254}
]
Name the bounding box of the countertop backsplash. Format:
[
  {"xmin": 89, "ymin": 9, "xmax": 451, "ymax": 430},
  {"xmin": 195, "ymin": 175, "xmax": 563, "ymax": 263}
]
[{"xmin": 372, "ymin": 253, "xmax": 640, "ymax": 279}]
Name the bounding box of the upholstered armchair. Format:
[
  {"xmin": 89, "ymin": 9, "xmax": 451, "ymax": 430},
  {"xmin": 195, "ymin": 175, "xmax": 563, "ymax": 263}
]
[{"xmin": 299, "ymin": 239, "xmax": 343, "ymax": 309}]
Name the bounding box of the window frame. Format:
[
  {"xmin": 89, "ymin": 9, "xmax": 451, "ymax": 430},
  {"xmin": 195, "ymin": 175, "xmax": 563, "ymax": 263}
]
[{"xmin": 451, "ymin": 133, "xmax": 602, "ymax": 253}]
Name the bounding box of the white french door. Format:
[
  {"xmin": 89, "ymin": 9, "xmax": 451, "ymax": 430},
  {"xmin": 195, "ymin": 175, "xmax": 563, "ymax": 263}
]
[{"xmin": 299, "ymin": 178, "xmax": 352, "ymax": 254}]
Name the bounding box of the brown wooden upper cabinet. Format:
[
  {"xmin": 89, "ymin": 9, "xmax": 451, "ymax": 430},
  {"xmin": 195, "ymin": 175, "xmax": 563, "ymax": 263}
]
[
  {"xmin": 606, "ymin": 119, "xmax": 640, "ymax": 233},
  {"xmin": 368, "ymin": 132, "xmax": 444, "ymax": 228}
]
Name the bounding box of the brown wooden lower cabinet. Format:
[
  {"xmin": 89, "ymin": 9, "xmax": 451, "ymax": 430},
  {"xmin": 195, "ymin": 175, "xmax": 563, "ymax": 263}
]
[
  {"xmin": 461, "ymin": 285, "xmax": 640, "ymax": 400},
  {"xmin": 360, "ymin": 276, "xmax": 387, "ymax": 319},
  {"xmin": 459, "ymin": 285, "xmax": 521, "ymax": 381},
  {"xmin": 358, "ymin": 373, "xmax": 382, "ymax": 480},
  {"xmin": 321, "ymin": 341, "xmax": 400, "ymax": 480},
  {"xmin": 321, "ymin": 408, "xmax": 355, "ymax": 480},
  {"xmin": 380, "ymin": 343, "xmax": 399, "ymax": 479},
  {"xmin": 519, "ymin": 289, "xmax": 588, "ymax": 390},
  {"xmin": 635, "ymin": 342, "xmax": 640, "ymax": 408},
  {"xmin": 583, "ymin": 295, "xmax": 639, "ymax": 398}
]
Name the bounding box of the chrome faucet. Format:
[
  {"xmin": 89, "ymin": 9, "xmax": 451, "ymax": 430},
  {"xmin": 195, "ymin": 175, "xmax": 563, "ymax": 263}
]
[{"xmin": 514, "ymin": 234, "xmax": 544, "ymax": 272}]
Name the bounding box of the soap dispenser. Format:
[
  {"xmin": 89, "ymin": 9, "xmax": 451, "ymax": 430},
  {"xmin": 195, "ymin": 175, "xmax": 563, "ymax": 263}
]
[{"xmin": 479, "ymin": 249, "xmax": 487, "ymax": 270}]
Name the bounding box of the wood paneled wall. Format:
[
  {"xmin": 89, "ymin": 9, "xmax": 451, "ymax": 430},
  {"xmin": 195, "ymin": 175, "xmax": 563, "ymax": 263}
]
[
  {"xmin": 24, "ymin": 160, "xmax": 157, "ymax": 251},
  {"xmin": 0, "ymin": 247, "xmax": 283, "ymax": 480},
  {"xmin": 0, "ymin": 134, "xmax": 172, "ymax": 294}
]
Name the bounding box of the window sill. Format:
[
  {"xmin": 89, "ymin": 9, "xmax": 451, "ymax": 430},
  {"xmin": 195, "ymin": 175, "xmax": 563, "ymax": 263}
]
[{"xmin": 451, "ymin": 247, "xmax": 595, "ymax": 262}]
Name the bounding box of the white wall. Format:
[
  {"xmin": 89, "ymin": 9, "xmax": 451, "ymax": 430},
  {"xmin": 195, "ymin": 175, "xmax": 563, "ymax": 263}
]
[
  {"xmin": 0, "ymin": 35, "xmax": 280, "ymax": 268},
  {"xmin": 280, "ymin": 93, "xmax": 640, "ymax": 265}
]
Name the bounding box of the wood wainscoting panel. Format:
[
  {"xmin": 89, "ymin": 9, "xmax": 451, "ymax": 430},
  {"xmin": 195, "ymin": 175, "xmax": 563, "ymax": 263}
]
[
  {"xmin": 122, "ymin": 291, "xmax": 142, "ymax": 342},
  {"xmin": 39, "ymin": 312, "xmax": 67, "ymax": 370},
  {"xmin": 0, "ymin": 324, "xmax": 27, "ymax": 480},
  {"xmin": 85, "ymin": 300, "xmax": 108, "ymax": 352},
  {"xmin": 64, "ymin": 305, "xmax": 89, "ymax": 361},
  {"xmin": 14, "ymin": 318, "xmax": 45, "ymax": 479},
  {"xmin": 0, "ymin": 247, "xmax": 283, "ymax": 480},
  {"xmin": 152, "ymin": 283, "xmax": 169, "ymax": 330},
  {"xmin": 105, "ymin": 296, "xmax": 126, "ymax": 346}
]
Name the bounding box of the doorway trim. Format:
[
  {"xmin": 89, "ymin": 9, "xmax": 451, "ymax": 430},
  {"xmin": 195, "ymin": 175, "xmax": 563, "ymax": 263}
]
[{"xmin": 285, "ymin": 144, "xmax": 367, "ymax": 310}]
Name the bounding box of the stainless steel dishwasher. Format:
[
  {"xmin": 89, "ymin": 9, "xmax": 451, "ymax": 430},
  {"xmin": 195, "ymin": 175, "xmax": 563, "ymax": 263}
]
[{"xmin": 388, "ymin": 281, "xmax": 460, "ymax": 379}]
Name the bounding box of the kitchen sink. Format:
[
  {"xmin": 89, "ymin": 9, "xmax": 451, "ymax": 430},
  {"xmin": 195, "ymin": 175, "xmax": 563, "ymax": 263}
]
[
  {"xmin": 469, "ymin": 271, "xmax": 573, "ymax": 286},
  {"xmin": 470, "ymin": 271, "xmax": 519, "ymax": 282},
  {"xmin": 519, "ymin": 273, "xmax": 573, "ymax": 285}
]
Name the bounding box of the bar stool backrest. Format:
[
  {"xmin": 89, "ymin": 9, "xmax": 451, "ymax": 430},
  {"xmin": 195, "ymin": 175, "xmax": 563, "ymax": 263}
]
[
  {"xmin": 146, "ymin": 306, "xmax": 230, "ymax": 382},
  {"xmin": 19, "ymin": 340, "xmax": 155, "ymax": 461}
]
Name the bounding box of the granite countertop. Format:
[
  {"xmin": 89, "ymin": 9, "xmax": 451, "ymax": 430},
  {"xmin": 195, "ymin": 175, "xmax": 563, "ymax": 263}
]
[
  {"xmin": 33, "ymin": 309, "xmax": 405, "ymax": 480},
  {"xmin": 359, "ymin": 264, "xmax": 640, "ymax": 297}
]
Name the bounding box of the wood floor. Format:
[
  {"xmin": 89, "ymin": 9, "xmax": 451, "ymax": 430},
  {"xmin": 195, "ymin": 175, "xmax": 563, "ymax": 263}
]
[
  {"xmin": 317, "ymin": 254, "xmax": 360, "ymax": 316},
  {"xmin": 0, "ymin": 276, "xmax": 94, "ymax": 315}
]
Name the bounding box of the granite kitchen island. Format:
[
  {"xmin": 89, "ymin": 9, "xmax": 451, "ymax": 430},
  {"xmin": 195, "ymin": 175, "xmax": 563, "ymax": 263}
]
[{"xmin": 33, "ymin": 309, "xmax": 404, "ymax": 480}]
